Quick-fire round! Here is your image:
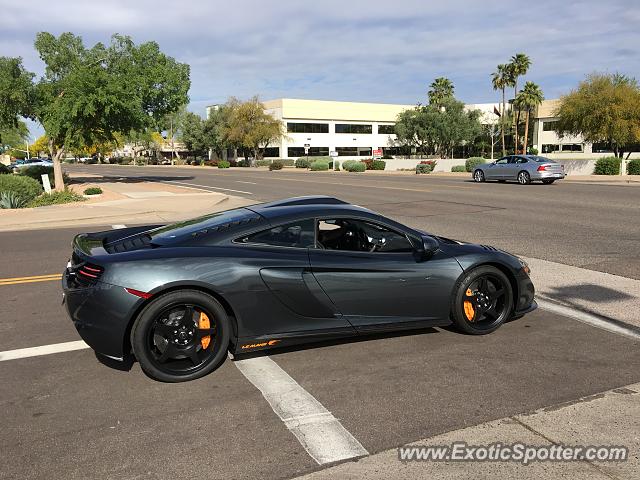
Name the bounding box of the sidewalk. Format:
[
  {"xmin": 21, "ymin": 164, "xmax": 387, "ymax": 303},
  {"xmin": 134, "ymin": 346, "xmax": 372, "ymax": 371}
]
[
  {"xmin": 0, "ymin": 174, "xmax": 254, "ymax": 231},
  {"xmin": 295, "ymin": 383, "xmax": 640, "ymax": 479}
]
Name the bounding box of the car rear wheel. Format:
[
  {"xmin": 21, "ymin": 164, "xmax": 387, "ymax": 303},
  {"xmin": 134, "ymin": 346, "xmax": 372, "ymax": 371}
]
[
  {"xmin": 542, "ymin": 179, "xmax": 555, "ymax": 184},
  {"xmin": 473, "ymin": 170, "xmax": 485, "ymax": 182},
  {"xmin": 517, "ymin": 171, "xmax": 531, "ymax": 185},
  {"xmin": 131, "ymin": 290, "xmax": 230, "ymax": 382},
  {"xmin": 451, "ymin": 266, "xmax": 513, "ymax": 334}
]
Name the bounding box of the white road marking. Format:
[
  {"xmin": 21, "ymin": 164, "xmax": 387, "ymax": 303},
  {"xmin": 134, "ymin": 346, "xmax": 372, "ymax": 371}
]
[
  {"xmin": 236, "ymin": 181, "xmax": 257, "ymax": 185},
  {"xmin": 158, "ymin": 180, "xmax": 253, "ymax": 195},
  {"xmin": 112, "ymin": 224, "xmax": 127, "ymax": 229},
  {"xmin": 234, "ymin": 356, "xmax": 369, "ymax": 464},
  {"xmin": 0, "ymin": 341, "xmax": 89, "ymax": 362},
  {"xmin": 537, "ymin": 298, "xmax": 640, "ymax": 341}
]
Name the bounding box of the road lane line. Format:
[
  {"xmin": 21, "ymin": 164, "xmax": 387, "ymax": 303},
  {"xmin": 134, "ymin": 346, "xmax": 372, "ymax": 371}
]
[
  {"xmin": 156, "ymin": 180, "xmax": 253, "ymax": 195},
  {"xmin": 537, "ymin": 298, "xmax": 640, "ymax": 341},
  {"xmin": 234, "ymin": 356, "xmax": 369, "ymax": 464},
  {"xmin": 236, "ymin": 181, "xmax": 257, "ymax": 184},
  {"xmin": 112, "ymin": 224, "xmax": 127, "ymax": 229},
  {"xmin": 0, "ymin": 274, "xmax": 62, "ymax": 286},
  {"xmin": 0, "ymin": 341, "xmax": 89, "ymax": 362}
]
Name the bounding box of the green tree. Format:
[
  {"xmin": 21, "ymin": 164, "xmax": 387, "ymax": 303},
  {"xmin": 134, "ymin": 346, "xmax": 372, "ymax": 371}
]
[
  {"xmin": 203, "ymin": 106, "xmax": 231, "ymax": 159},
  {"xmin": 0, "ymin": 57, "xmax": 34, "ymax": 131},
  {"xmin": 492, "ymin": 64, "xmax": 514, "ymax": 156},
  {"xmin": 222, "ymin": 96, "xmax": 284, "ymax": 161},
  {"xmin": 508, "ymin": 53, "xmax": 531, "ymax": 153},
  {"xmin": 394, "ymin": 106, "xmax": 437, "ymax": 156},
  {"xmin": 180, "ymin": 111, "xmax": 207, "ymax": 159},
  {"xmin": 428, "ymin": 77, "xmax": 454, "ymax": 107},
  {"xmin": 29, "ymin": 32, "xmax": 190, "ymax": 189},
  {"xmin": 0, "ymin": 121, "xmax": 30, "ymax": 154},
  {"xmin": 554, "ymin": 73, "xmax": 640, "ymax": 159},
  {"xmin": 514, "ymin": 82, "xmax": 544, "ymax": 154}
]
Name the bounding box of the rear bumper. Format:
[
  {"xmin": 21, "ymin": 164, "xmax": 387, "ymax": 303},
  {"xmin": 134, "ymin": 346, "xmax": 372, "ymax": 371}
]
[
  {"xmin": 62, "ymin": 273, "xmax": 140, "ymax": 359},
  {"xmin": 530, "ymin": 171, "xmax": 565, "ymax": 180}
]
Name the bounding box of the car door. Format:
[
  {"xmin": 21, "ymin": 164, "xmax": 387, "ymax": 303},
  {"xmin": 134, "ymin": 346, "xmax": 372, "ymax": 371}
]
[
  {"xmin": 511, "ymin": 156, "xmax": 530, "ymax": 180},
  {"xmin": 502, "ymin": 156, "xmax": 521, "ymax": 179},
  {"xmin": 485, "ymin": 156, "xmax": 509, "ymax": 179},
  {"xmin": 308, "ymin": 217, "xmax": 460, "ymax": 330}
]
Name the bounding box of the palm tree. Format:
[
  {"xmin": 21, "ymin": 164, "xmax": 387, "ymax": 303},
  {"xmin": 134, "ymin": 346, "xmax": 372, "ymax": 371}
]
[
  {"xmin": 491, "ymin": 64, "xmax": 512, "ymax": 156},
  {"xmin": 428, "ymin": 77, "xmax": 454, "ymax": 107},
  {"xmin": 509, "ymin": 54, "xmax": 531, "ymax": 153},
  {"xmin": 514, "ymin": 82, "xmax": 544, "ymax": 154}
]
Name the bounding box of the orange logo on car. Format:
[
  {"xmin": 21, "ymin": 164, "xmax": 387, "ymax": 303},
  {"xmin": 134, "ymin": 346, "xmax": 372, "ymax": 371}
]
[{"xmin": 241, "ymin": 339, "xmax": 280, "ymax": 349}]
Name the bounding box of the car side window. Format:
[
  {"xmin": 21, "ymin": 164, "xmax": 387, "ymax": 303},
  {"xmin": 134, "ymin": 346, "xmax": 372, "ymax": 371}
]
[
  {"xmin": 238, "ymin": 219, "xmax": 316, "ymax": 248},
  {"xmin": 517, "ymin": 157, "xmax": 529, "ymax": 164},
  {"xmin": 495, "ymin": 157, "xmax": 509, "ymax": 164},
  {"xmin": 317, "ymin": 218, "xmax": 414, "ymax": 253},
  {"xmin": 507, "ymin": 156, "xmax": 518, "ymax": 164}
]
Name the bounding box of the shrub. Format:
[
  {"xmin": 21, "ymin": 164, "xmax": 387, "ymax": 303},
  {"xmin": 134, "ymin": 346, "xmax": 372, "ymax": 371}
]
[
  {"xmin": 334, "ymin": 160, "xmax": 340, "ymax": 171},
  {"xmin": 360, "ymin": 158, "xmax": 374, "ymax": 170},
  {"xmin": 269, "ymin": 159, "xmax": 284, "ymax": 171},
  {"xmin": 218, "ymin": 160, "xmax": 231, "ymax": 169},
  {"xmin": 295, "ymin": 157, "xmax": 310, "ymax": 168},
  {"xmin": 0, "ymin": 164, "xmax": 10, "ymax": 175},
  {"xmin": 465, "ymin": 157, "xmax": 486, "ymax": 172},
  {"xmin": 310, "ymin": 161, "xmax": 329, "ymax": 171},
  {"xmin": 451, "ymin": 165, "xmax": 466, "ymax": 172},
  {"xmin": 20, "ymin": 165, "xmax": 70, "ymax": 188},
  {"xmin": 371, "ymin": 160, "xmax": 386, "ymax": 170},
  {"xmin": 280, "ymin": 158, "xmax": 295, "ymax": 167},
  {"xmin": 256, "ymin": 159, "xmax": 271, "ymax": 167},
  {"xmin": 594, "ymin": 156, "xmax": 621, "ymax": 175},
  {"xmin": 417, "ymin": 160, "xmax": 437, "ymax": 173},
  {"xmin": 529, "ymin": 147, "xmax": 539, "ymax": 155},
  {"xmin": 26, "ymin": 189, "xmax": 85, "ymax": 208},
  {"xmin": 343, "ymin": 160, "xmax": 366, "ymax": 172},
  {"xmin": 0, "ymin": 191, "xmax": 28, "ymax": 209},
  {"xmin": 415, "ymin": 164, "xmax": 432, "ymax": 174},
  {"xmin": 626, "ymin": 159, "xmax": 640, "ymax": 175},
  {"xmin": 0, "ymin": 174, "xmax": 43, "ymax": 203},
  {"xmin": 83, "ymin": 187, "xmax": 103, "ymax": 195}
]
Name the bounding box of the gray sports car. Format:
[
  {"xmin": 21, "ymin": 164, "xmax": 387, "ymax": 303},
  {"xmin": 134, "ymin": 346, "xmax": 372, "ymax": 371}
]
[{"xmin": 473, "ymin": 155, "xmax": 565, "ymax": 185}]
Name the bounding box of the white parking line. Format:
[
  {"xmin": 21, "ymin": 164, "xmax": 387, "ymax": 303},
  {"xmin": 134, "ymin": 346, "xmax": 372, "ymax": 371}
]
[
  {"xmin": 537, "ymin": 298, "xmax": 640, "ymax": 341},
  {"xmin": 236, "ymin": 181, "xmax": 257, "ymax": 185},
  {"xmin": 159, "ymin": 180, "xmax": 253, "ymax": 195},
  {"xmin": 0, "ymin": 341, "xmax": 89, "ymax": 362},
  {"xmin": 234, "ymin": 356, "xmax": 369, "ymax": 464},
  {"xmin": 112, "ymin": 224, "xmax": 127, "ymax": 229}
]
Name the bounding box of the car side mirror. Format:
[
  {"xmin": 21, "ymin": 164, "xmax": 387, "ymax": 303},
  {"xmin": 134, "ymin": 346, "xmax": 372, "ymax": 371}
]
[{"xmin": 414, "ymin": 235, "xmax": 439, "ymax": 261}]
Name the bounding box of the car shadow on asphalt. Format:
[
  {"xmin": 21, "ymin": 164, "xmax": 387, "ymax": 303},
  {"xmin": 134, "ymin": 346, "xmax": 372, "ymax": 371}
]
[{"xmin": 545, "ymin": 283, "xmax": 634, "ymax": 304}]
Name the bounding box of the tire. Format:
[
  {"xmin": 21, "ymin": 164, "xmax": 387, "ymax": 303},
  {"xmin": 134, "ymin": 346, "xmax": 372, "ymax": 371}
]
[
  {"xmin": 131, "ymin": 290, "xmax": 230, "ymax": 382},
  {"xmin": 473, "ymin": 170, "xmax": 485, "ymax": 182},
  {"xmin": 542, "ymin": 179, "xmax": 555, "ymax": 185},
  {"xmin": 517, "ymin": 170, "xmax": 531, "ymax": 185},
  {"xmin": 450, "ymin": 265, "xmax": 514, "ymax": 335}
]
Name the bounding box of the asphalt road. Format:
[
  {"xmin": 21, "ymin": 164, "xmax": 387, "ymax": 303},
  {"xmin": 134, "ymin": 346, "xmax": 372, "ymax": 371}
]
[
  {"xmin": 69, "ymin": 164, "xmax": 640, "ymax": 279},
  {"xmin": 1, "ymin": 165, "xmax": 639, "ymax": 479}
]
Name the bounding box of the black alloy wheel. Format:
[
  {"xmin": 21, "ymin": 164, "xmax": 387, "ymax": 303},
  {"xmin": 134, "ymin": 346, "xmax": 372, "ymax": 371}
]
[
  {"xmin": 451, "ymin": 266, "xmax": 513, "ymax": 334},
  {"xmin": 131, "ymin": 290, "xmax": 230, "ymax": 382}
]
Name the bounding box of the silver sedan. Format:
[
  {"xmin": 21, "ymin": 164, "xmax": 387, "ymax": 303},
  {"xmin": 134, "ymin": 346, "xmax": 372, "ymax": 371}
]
[{"xmin": 473, "ymin": 155, "xmax": 566, "ymax": 185}]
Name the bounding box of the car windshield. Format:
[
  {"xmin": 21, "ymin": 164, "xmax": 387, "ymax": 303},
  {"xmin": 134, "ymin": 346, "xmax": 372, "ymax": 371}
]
[{"xmin": 148, "ymin": 208, "xmax": 258, "ymax": 243}]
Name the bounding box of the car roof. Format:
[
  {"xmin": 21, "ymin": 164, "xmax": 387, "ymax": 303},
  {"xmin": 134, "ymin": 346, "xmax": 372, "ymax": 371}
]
[{"xmin": 247, "ymin": 196, "xmax": 375, "ymax": 220}]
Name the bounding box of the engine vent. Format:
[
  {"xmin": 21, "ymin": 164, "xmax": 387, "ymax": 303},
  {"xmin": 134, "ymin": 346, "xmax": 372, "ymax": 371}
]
[
  {"xmin": 68, "ymin": 255, "xmax": 104, "ymax": 287},
  {"xmin": 104, "ymin": 234, "xmax": 152, "ymax": 254},
  {"xmin": 481, "ymin": 245, "xmax": 497, "ymax": 251}
]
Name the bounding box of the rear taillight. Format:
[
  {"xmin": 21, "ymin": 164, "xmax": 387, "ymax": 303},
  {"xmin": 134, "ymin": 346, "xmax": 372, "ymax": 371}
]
[{"xmin": 537, "ymin": 165, "xmax": 547, "ymax": 171}]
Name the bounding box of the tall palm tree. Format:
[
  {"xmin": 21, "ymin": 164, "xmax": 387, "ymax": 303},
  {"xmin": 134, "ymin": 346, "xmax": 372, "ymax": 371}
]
[
  {"xmin": 428, "ymin": 77, "xmax": 454, "ymax": 107},
  {"xmin": 491, "ymin": 64, "xmax": 511, "ymax": 156},
  {"xmin": 514, "ymin": 81, "xmax": 544, "ymax": 154},
  {"xmin": 509, "ymin": 54, "xmax": 531, "ymax": 153}
]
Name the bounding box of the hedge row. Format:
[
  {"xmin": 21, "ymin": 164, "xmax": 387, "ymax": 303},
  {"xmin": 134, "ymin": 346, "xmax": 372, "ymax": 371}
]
[
  {"xmin": 465, "ymin": 157, "xmax": 486, "ymax": 172},
  {"xmin": 628, "ymin": 159, "xmax": 640, "ymax": 175},
  {"xmin": 594, "ymin": 157, "xmax": 621, "ymax": 175},
  {"xmin": 342, "ymin": 160, "xmax": 366, "ymax": 172},
  {"xmin": 0, "ymin": 175, "xmax": 43, "ymax": 204}
]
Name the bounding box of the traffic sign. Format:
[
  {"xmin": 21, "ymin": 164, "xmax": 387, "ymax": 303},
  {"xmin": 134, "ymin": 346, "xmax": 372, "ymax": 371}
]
[
  {"xmin": 329, "ymin": 151, "xmax": 338, "ymax": 158},
  {"xmin": 373, "ymin": 149, "xmax": 383, "ymax": 158}
]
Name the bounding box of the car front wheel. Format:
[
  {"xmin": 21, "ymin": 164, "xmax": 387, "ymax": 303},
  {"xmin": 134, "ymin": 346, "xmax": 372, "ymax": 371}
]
[
  {"xmin": 473, "ymin": 170, "xmax": 485, "ymax": 182},
  {"xmin": 131, "ymin": 290, "xmax": 230, "ymax": 382},
  {"xmin": 451, "ymin": 266, "xmax": 513, "ymax": 334}
]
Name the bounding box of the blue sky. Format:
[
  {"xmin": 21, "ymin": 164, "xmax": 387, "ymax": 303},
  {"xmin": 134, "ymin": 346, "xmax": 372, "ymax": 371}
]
[{"xmin": 1, "ymin": 0, "xmax": 639, "ymax": 138}]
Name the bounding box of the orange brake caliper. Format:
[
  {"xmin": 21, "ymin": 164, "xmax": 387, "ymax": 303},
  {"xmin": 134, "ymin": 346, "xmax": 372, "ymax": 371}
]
[
  {"xmin": 199, "ymin": 312, "xmax": 211, "ymax": 349},
  {"xmin": 463, "ymin": 288, "xmax": 475, "ymax": 322}
]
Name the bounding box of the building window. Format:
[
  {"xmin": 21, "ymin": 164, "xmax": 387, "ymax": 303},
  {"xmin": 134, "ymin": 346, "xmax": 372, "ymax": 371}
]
[
  {"xmin": 263, "ymin": 147, "xmax": 280, "ymax": 157},
  {"xmin": 287, "ymin": 147, "xmax": 329, "ymax": 157},
  {"xmin": 592, "ymin": 142, "xmax": 612, "ymax": 153},
  {"xmin": 335, "ymin": 147, "xmax": 372, "ymax": 156},
  {"xmin": 377, "ymin": 124, "xmax": 395, "ymax": 134},
  {"xmin": 542, "ymin": 120, "xmax": 559, "ymax": 132},
  {"xmin": 335, "ymin": 124, "xmax": 372, "ymax": 134},
  {"xmin": 287, "ymin": 123, "xmax": 329, "ymax": 133},
  {"xmin": 561, "ymin": 144, "xmax": 583, "ymax": 152},
  {"xmin": 542, "ymin": 144, "xmax": 560, "ymax": 153}
]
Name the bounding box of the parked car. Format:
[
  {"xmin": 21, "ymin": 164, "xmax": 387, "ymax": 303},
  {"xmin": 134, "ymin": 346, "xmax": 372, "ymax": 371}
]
[
  {"xmin": 473, "ymin": 155, "xmax": 565, "ymax": 185},
  {"xmin": 9, "ymin": 158, "xmax": 53, "ymax": 171},
  {"xmin": 62, "ymin": 195, "xmax": 536, "ymax": 382}
]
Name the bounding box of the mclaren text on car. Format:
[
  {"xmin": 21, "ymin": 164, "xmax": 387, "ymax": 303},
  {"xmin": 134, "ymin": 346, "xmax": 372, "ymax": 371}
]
[{"xmin": 62, "ymin": 196, "xmax": 536, "ymax": 382}]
